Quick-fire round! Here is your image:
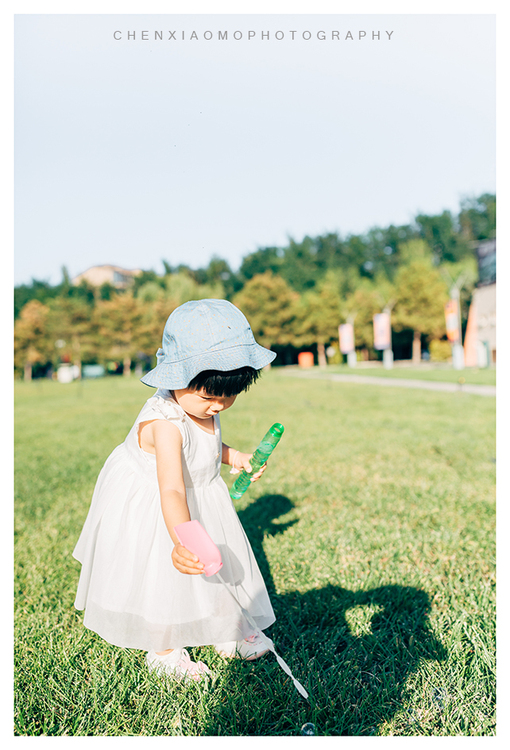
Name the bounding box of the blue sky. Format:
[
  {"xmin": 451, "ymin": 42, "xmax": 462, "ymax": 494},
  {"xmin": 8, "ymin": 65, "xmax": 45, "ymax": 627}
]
[{"xmin": 14, "ymin": 12, "xmax": 495, "ymax": 286}]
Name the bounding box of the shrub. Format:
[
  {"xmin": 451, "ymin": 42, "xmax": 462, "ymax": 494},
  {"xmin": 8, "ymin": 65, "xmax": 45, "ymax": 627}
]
[{"xmin": 429, "ymin": 339, "xmax": 451, "ymax": 362}]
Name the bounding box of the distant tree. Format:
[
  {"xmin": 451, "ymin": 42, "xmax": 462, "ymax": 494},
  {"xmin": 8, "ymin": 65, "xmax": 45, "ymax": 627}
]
[
  {"xmin": 278, "ymin": 237, "xmax": 321, "ymax": 292},
  {"xmin": 61, "ymin": 265, "xmax": 72, "ymax": 287},
  {"xmin": 137, "ymin": 297, "xmax": 180, "ymax": 361},
  {"xmin": 313, "ymin": 233, "xmax": 345, "ymax": 274},
  {"xmin": 14, "ymin": 272, "xmax": 96, "ymax": 319},
  {"xmin": 392, "ymin": 239, "xmax": 418, "ymax": 267},
  {"xmin": 314, "ymin": 233, "xmax": 371, "ymax": 278},
  {"xmin": 232, "ymin": 272, "xmax": 300, "ymax": 352},
  {"xmin": 161, "ymin": 260, "xmax": 173, "ymax": 276},
  {"xmin": 458, "ymin": 193, "xmax": 496, "ymax": 241},
  {"xmin": 239, "ymin": 234, "xmax": 371, "ymax": 294},
  {"xmin": 339, "ymin": 266, "xmax": 366, "ymax": 298},
  {"xmin": 203, "ymin": 256, "xmax": 242, "ymax": 299},
  {"xmin": 132, "ymin": 270, "xmax": 164, "ymax": 297},
  {"xmin": 238, "ymin": 247, "xmax": 284, "ymax": 284},
  {"xmin": 371, "ymin": 271, "xmax": 396, "ymax": 311},
  {"xmin": 162, "ymin": 272, "xmax": 224, "ymax": 306},
  {"xmin": 364, "ymin": 224, "xmax": 418, "ymax": 280},
  {"xmin": 392, "ymin": 242, "xmax": 449, "ymax": 363},
  {"xmin": 67, "ymin": 279, "xmax": 96, "ymax": 305},
  {"xmin": 14, "ymin": 279, "xmax": 60, "ymax": 319},
  {"xmin": 344, "ymin": 234, "xmax": 373, "ymax": 278},
  {"xmin": 14, "ymin": 192, "xmax": 493, "ymax": 372},
  {"xmin": 415, "ymin": 210, "xmax": 471, "ymax": 263},
  {"xmin": 203, "ymin": 256, "xmax": 227, "ymax": 282},
  {"xmin": 296, "ymin": 271, "xmax": 343, "ymax": 366},
  {"xmin": 173, "ymin": 264, "xmax": 197, "ymax": 280},
  {"xmin": 46, "ymin": 297, "xmax": 96, "ymax": 377},
  {"xmin": 94, "ymin": 294, "xmax": 146, "ymax": 376},
  {"xmin": 56, "ymin": 266, "xmax": 97, "ymax": 304},
  {"xmin": 136, "ymin": 281, "xmax": 167, "ymax": 304},
  {"xmin": 98, "ymin": 282, "xmax": 117, "ymax": 301},
  {"xmin": 14, "ymin": 300, "xmax": 52, "ymax": 380}
]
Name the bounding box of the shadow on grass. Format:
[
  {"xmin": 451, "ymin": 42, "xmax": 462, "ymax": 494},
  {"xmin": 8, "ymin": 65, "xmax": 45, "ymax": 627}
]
[{"xmin": 200, "ymin": 493, "xmax": 447, "ymax": 736}]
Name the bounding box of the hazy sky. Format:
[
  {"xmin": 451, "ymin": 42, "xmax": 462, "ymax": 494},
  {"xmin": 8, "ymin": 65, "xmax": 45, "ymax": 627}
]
[{"xmin": 14, "ymin": 12, "xmax": 495, "ymax": 286}]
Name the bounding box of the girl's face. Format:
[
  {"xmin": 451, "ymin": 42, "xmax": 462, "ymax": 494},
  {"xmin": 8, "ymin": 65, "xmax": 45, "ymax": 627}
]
[{"xmin": 172, "ymin": 388, "xmax": 237, "ymax": 420}]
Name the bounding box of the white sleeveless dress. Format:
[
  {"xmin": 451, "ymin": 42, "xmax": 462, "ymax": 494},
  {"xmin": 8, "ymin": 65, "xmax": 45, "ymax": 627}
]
[{"xmin": 73, "ymin": 389, "xmax": 275, "ymax": 652}]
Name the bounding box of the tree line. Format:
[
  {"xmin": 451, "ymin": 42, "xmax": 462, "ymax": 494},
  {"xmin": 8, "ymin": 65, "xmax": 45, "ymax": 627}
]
[{"xmin": 14, "ymin": 193, "xmax": 495, "ymax": 379}]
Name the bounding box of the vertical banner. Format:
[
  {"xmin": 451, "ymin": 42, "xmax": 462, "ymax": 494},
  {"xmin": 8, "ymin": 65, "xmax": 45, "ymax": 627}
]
[
  {"xmin": 339, "ymin": 323, "xmax": 355, "ymax": 354},
  {"xmin": 444, "ymin": 299, "xmax": 460, "ymax": 343},
  {"xmin": 373, "ymin": 312, "xmax": 391, "ymax": 350}
]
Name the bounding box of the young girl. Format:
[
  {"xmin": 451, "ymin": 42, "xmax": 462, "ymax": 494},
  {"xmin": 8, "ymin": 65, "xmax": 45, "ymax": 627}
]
[{"xmin": 73, "ymin": 299, "xmax": 277, "ymax": 681}]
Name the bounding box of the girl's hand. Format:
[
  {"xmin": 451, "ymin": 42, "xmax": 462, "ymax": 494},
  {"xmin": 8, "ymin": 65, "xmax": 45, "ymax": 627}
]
[
  {"xmin": 236, "ymin": 452, "xmax": 268, "ymax": 483},
  {"xmin": 171, "ymin": 543, "xmax": 205, "ymax": 575}
]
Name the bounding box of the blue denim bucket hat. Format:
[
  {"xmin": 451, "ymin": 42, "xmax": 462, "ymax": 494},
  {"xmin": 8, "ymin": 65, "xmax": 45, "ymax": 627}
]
[{"xmin": 140, "ymin": 299, "xmax": 276, "ymax": 389}]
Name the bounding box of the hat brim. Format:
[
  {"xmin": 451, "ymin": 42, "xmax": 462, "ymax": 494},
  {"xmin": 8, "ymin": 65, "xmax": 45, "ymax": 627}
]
[{"xmin": 140, "ymin": 343, "xmax": 276, "ymax": 389}]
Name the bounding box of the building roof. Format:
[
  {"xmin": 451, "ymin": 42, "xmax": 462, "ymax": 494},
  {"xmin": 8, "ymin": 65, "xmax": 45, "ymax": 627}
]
[{"xmin": 72, "ymin": 264, "xmax": 143, "ymax": 288}]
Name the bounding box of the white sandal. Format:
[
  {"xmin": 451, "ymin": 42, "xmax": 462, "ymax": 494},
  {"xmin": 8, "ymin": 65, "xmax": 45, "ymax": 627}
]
[
  {"xmin": 214, "ymin": 633, "xmax": 270, "ymax": 661},
  {"xmin": 146, "ymin": 648, "xmax": 211, "ymax": 682}
]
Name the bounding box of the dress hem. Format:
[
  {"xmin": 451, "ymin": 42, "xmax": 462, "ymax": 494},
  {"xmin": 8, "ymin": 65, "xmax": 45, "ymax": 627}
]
[{"xmin": 77, "ymin": 598, "xmax": 276, "ymax": 651}]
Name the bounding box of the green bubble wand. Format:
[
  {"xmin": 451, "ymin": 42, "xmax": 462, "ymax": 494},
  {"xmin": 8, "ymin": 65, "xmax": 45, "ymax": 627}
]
[{"xmin": 230, "ymin": 423, "xmax": 284, "ymax": 500}]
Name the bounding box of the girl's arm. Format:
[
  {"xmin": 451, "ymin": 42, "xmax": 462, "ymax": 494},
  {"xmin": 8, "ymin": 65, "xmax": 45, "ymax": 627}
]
[
  {"xmin": 221, "ymin": 442, "xmax": 267, "ymax": 481},
  {"xmin": 152, "ymin": 420, "xmax": 204, "ymax": 575}
]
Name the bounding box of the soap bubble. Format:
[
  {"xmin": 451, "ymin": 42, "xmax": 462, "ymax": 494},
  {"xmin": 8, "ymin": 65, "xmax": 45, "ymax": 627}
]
[{"xmin": 300, "ymin": 723, "xmax": 316, "ymax": 736}]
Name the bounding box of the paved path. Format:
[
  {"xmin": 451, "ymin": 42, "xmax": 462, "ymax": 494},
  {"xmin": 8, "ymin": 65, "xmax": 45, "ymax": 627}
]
[{"xmin": 280, "ymin": 370, "xmax": 496, "ymax": 397}]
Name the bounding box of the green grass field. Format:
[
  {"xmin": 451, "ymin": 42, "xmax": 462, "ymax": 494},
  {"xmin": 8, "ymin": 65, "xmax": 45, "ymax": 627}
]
[{"xmin": 14, "ymin": 373, "xmax": 496, "ymax": 736}]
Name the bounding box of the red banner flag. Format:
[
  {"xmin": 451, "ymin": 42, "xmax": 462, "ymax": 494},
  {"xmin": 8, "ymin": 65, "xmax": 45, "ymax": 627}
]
[{"xmin": 444, "ymin": 299, "xmax": 460, "ymax": 343}]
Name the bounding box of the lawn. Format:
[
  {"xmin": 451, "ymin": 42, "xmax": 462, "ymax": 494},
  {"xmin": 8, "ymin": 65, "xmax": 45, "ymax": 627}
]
[{"xmin": 14, "ymin": 373, "xmax": 496, "ymax": 736}]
